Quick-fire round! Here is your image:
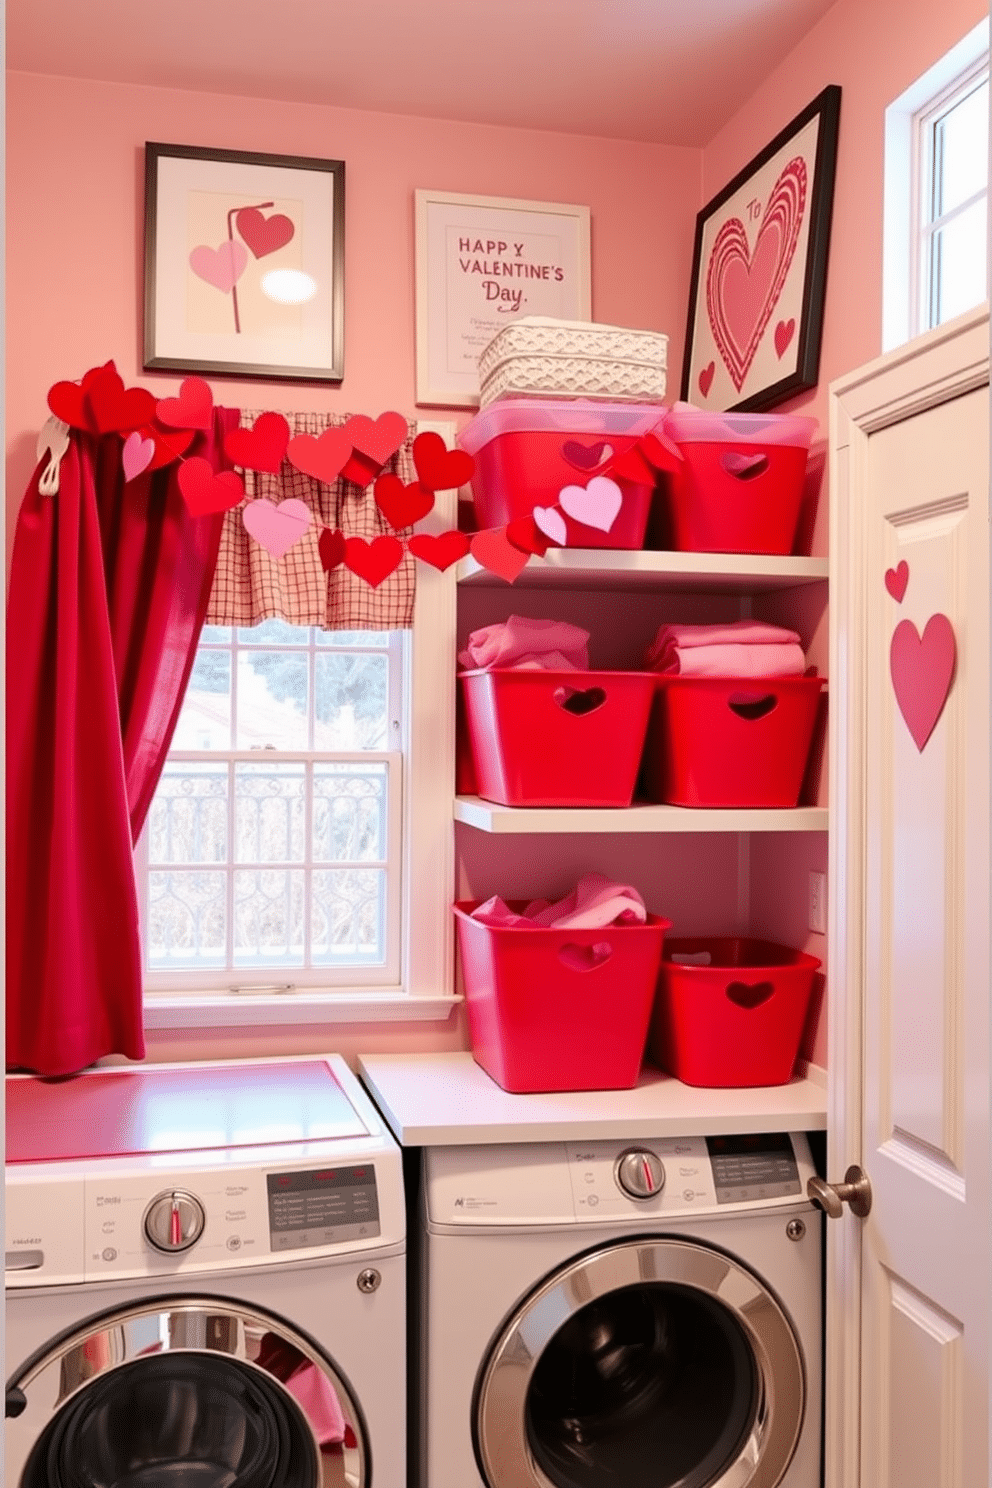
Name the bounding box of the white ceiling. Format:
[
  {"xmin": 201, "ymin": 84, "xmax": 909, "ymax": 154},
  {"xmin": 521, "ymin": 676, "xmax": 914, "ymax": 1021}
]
[{"xmin": 7, "ymin": 0, "xmax": 839, "ymax": 146}]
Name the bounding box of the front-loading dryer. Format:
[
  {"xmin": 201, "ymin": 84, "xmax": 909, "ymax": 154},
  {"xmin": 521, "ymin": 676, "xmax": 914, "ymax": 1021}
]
[
  {"xmin": 417, "ymin": 1132, "xmax": 822, "ymax": 1488},
  {"xmin": 5, "ymin": 1055, "xmax": 406, "ymax": 1488}
]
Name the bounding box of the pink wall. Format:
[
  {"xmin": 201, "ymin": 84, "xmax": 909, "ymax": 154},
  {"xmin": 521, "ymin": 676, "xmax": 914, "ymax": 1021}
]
[
  {"xmin": 702, "ymin": 0, "xmax": 988, "ymax": 1067},
  {"xmin": 5, "ymin": 71, "xmax": 699, "ymax": 554}
]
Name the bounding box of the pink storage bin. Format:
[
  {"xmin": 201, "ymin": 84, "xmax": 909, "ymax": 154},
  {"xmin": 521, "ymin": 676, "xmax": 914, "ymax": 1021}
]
[
  {"xmin": 649, "ymin": 936, "xmax": 821, "ymax": 1087},
  {"xmin": 660, "ymin": 407, "xmax": 817, "ymax": 555},
  {"xmin": 461, "ymin": 668, "xmax": 656, "ymax": 807},
  {"xmin": 454, "ymin": 900, "xmax": 672, "ymax": 1093},
  {"xmin": 456, "ymin": 398, "xmax": 666, "ymax": 549}
]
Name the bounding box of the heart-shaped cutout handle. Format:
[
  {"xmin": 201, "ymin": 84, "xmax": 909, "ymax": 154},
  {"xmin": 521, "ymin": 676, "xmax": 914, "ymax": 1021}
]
[
  {"xmin": 553, "ymin": 685, "xmax": 607, "ymax": 716},
  {"xmin": 726, "ymin": 980, "xmax": 774, "ymax": 1009},
  {"xmin": 721, "ymin": 451, "xmax": 770, "ymax": 481},
  {"xmin": 727, "ymin": 692, "xmax": 777, "ymax": 722},
  {"xmin": 557, "ymin": 941, "xmax": 613, "ymax": 973}
]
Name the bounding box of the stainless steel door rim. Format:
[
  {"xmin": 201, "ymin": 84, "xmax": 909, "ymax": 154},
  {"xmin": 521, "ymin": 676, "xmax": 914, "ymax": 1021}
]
[{"xmin": 475, "ymin": 1237, "xmax": 805, "ymax": 1488}]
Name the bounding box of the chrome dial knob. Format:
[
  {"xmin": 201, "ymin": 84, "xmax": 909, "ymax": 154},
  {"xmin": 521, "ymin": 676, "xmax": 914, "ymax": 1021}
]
[
  {"xmin": 143, "ymin": 1189, "xmax": 206, "ymax": 1253},
  {"xmin": 615, "ymin": 1149, "xmax": 666, "ymax": 1199}
]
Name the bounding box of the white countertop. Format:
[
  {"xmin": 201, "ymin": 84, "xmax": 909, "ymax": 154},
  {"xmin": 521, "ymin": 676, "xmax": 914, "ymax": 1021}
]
[{"xmin": 356, "ymin": 1052, "xmax": 827, "ymax": 1146}]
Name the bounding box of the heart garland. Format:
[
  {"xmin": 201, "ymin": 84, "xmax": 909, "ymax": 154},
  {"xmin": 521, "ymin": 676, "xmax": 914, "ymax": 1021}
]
[{"xmin": 43, "ymin": 365, "xmax": 688, "ymax": 587}]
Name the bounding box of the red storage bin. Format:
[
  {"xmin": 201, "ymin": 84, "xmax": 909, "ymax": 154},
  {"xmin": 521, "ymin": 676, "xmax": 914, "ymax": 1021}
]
[
  {"xmin": 455, "ymin": 900, "xmax": 672, "ymax": 1092},
  {"xmin": 649, "ymin": 936, "xmax": 821, "ymax": 1087},
  {"xmin": 662, "ymin": 408, "xmax": 817, "ymax": 555},
  {"xmin": 461, "ymin": 668, "xmax": 657, "ymax": 807},
  {"xmin": 456, "ymin": 399, "xmax": 666, "ymax": 549},
  {"xmin": 641, "ymin": 674, "xmax": 825, "ymax": 808}
]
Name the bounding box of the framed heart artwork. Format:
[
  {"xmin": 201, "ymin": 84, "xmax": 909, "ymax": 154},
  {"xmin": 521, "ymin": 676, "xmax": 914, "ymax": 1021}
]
[
  {"xmin": 144, "ymin": 143, "xmax": 345, "ymax": 383},
  {"xmin": 681, "ymin": 85, "xmax": 842, "ymax": 412}
]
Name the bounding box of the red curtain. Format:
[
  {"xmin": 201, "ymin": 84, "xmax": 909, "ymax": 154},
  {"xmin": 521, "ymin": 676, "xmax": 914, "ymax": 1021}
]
[{"xmin": 6, "ymin": 409, "xmax": 239, "ymax": 1076}]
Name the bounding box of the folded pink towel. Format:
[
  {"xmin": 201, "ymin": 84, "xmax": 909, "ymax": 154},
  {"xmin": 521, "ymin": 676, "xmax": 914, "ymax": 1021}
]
[
  {"xmin": 646, "ymin": 620, "xmax": 805, "ymax": 677},
  {"xmin": 471, "ymin": 873, "xmax": 646, "ymax": 929},
  {"xmin": 458, "ymin": 615, "xmax": 590, "ymax": 672}
]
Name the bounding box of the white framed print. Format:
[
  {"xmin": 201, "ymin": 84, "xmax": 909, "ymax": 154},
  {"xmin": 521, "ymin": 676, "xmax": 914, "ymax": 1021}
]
[{"xmin": 414, "ymin": 189, "xmax": 591, "ymax": 408}]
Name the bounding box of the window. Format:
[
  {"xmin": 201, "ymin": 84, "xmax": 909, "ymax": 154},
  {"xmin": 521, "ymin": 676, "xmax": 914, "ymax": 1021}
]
[
  {"xmin": 140, "ymin": 623, "xmax": 405, "ymax": 992},
  {"xmin": 883, "ymin": 20, "xmax": 990, "ymax": 351}
]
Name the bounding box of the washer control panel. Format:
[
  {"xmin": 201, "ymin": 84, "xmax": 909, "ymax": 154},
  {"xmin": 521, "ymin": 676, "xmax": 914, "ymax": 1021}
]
[
  {"xmin": 567, "ymin": 1138, "xmax": 717, "ymax": 1219},
  {"xmin": 266, "ymin": 1165, "xmax": 380, "ymax": 1251},
  {"xmin": 706, "ymin": 1132, "xmax": 802, "ymax": 1204}
]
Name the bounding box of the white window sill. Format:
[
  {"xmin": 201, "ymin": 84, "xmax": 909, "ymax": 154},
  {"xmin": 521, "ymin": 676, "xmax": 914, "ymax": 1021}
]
[{"xmin": 142, "ymin": 991, "xmax": 463, "ymax": 1030}]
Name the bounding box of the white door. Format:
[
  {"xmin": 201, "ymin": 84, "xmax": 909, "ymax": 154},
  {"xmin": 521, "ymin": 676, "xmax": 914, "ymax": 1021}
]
[{"xmin": 827, "ymin": 305, "xmax": 990, "ymax": 1488}]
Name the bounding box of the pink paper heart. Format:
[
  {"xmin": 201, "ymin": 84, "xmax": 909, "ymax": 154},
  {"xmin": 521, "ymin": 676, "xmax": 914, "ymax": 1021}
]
[
  {"xmin": 242, "ymin": 498, "xmax": 311, "ymax": 558},
  {"xmin": 885, "ymin": 560, "xmax": 909, "ymax": 603},
  {"xmin": 189, "ymin": 240, "xmax": 249, "ymax": 294},
  {"xmin": 533, "ymin": 505, "xmax": 568, "ymax": 545},
  {"xmin": 890, "ymin": 613, "xmax": 956, "ymax": 752},
  {"xmin": 558, "ymin": 476, "xmax": 623, "ymax": 533},
  {"xmin": 122, "ymin": 431, "xmax": 155, "ymax": 483},
  {"xmin": 469, "ymin": 527, "xmax": 530, "ymax": 583}
]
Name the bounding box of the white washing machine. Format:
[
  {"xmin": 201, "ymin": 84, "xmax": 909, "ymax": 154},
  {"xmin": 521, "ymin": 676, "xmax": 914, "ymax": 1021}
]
[
  {"xmin": 417, "ymin": 1132, "xmax": 822, "ymax": 1488},
  {"xmin": 5, "ymin": 1055, "xmax": 406, "ymax": 1488}
]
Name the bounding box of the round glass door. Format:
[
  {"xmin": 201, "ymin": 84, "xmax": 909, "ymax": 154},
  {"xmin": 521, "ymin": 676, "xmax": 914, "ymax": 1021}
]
[
  {"xmin": 475, "ymin": 1239, "xmax": 805, "ymax": 1488},
  {"xmin": 8, "ymin": 1297, "xmax": 367, "ymax": 1488}
]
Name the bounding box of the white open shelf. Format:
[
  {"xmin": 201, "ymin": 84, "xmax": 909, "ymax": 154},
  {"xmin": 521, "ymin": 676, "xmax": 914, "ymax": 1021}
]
[
  {"xmin": 357, "ymin": 1052, "xmax": 828, "ymax": 1146},
  {"xmin": 456, "ymin": 549, "xmax": 829, "ymax": 593},
  {"xmin": 454, "ymin": 798, "xmax": 829, "ymax": 833}
]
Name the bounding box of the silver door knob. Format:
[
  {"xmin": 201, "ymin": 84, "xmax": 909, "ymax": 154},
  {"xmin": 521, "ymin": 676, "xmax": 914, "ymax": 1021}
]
[{"xmin": 807, "ymin": 1165, "xmax": 872, "ymax": 1219}]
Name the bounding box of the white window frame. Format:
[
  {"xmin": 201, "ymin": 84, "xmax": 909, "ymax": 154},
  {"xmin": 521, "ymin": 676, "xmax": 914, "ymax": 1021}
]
[
  {"xmin": 882, "ymin": 18, "xmax": 990, "ymax": 352},
  {"xmin": 141, "ymin": 419, "xmax": 460, "ymax": 1030}
]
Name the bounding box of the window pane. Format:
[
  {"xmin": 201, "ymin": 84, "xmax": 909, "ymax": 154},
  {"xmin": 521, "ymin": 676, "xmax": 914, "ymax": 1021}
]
[
  {"xmin": 931, "ymin": 195, "xmax": 989, "ymax": 325},
  {"xmin": 149, "ymin": 764, "xmax": 228, "ymax": 864},
  {"xmin": 313, "ymin": 764, "xmax": 387, "ymax": 862},
  {"xmin": 935, "ymin": 79, "xmax": 989, "ymax": 216},
  {"xmin": 147, "ymin": 870, "xmax": 227, "ymax": 970},
  {"xmin": 236, "ymin": 651, "xmax": 309, "ymax": 749},
  {"xmin": 315, "ymin": 654, "xmax": 389, "ymax": 749},
  {"xmin": 200, "ymin": 625, "xmax": 232, "ymax": 643},
  {"xmin": 235, "ymin": 763, "xmax": 305, "ymax": 863},
  {"xmin": 172, "ymin": 651, "xmax": 231, "ymax": 750},
  {"xmin": 233, "ymin": 869, "xmax": 305, "ymax": 967},
  {"xmin": 238, "ymin": 619, "xmax": 303, "ymax": 645},
  {"xmin": 316, "ymin": 630, "xmax": 391, "ymax": 647},
  {"xmin": 310, "ymin": 869, "xmax": 386, "ymax": 965}
]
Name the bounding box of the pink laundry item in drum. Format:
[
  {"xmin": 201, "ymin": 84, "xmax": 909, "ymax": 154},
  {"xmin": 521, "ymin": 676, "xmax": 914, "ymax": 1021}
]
[
  {"xmin": 645, "ymin": 619, "xmax": 806, "ymax": 677},
  {"xmin": 471, "ymin": 872, "xmax": 647, "ymax": 929},
  {"xmin": 458, "ymin": 614, "xmax": 590, "ymax": 672}
]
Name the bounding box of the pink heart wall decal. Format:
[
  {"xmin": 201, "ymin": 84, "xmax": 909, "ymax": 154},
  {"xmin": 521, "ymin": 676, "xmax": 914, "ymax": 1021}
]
[
  {"xmin": 122, "ymin": 431, "xmax": 155, "ymax": 483},
  {"xmin": 774, "ymin": 318, "xmax": 796, "ymax": 358},
  {"xmin": 706, "ymin": 158, "xmax": 808, "ymax": 392},
  {"xmin": 189, "ymin": 240, "xmax": 249, "ymax": 294},
  {"xmin": 558, "ymin": 476, "xmax": 623, "ymax": 533},
  {"xmin": 243, "ymin": 498, "xmax": 311, "ymax": 558},
  {"xmin": 890, "ymin": 613, "xmax": 956, "ymax": 752},
  {"xmin": 885, "ymin": 560, "xmax": 909, "ymax": 603},
  {"xmin": 235, "ymin": 207, "xmax": 295, "ymax": 258}
]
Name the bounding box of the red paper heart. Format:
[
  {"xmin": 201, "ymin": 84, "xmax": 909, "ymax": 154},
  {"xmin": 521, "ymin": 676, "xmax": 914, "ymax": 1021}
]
[
  {"xmin": 236, "ymin": 207, "xmax": 296, "ymax": 258},
  {"xmin": 141, "ymin": 424, "xmax": 196, "ymax": 471},
  {"xmin": 885, "ymin": 560, "xmax": 909, "ymax": 603},
  {"xmin": 407, "ymin": 531, "xmax": 471, "ymax": 571},
  {"xmin": 156, "ymin": 376, "xmax": 214, "ymax": 431},
  {"xmin": 606, "ymin": 444, "xmax": 656, "ymax": 484},
  {"xmin": 178, "ymin": 458, "xmax": 245, "ymax": 516},
  {"xmin": 774, "ymin": 318, "xmax": 796, "ymax": 358},
  {"xmin": 344, "ymin": 535, "xmax": 405, "ymax": 587},
  {"xmin": 85, "ymin": 366, "xmax": 157, "ymax": 434},
  {"xmin": 319, "ymin": 527, "xmax": 347, "ymax": 571},
  {"xmin": 225, "ymin": 412, "xmax": 291, "ymax": 473},
  {"xmin": 374, "ymin": 474, "xmax": 435, "ymax": 531},
  {"xmin": 287, "ymin": 428, "xmax": 353, "ymax": 485},
  {"xmin": 344, "ymin": 412, "xmax": 408, "ymax": 468},
  {"xmin": 637, "ymin": 430, "xmax": 683, "ymax": 473},
  {"xmin": 698, "ymin": 361, "xmax": 715, "ymax": 398},
  {"xmin": 412, "ymin": 431, "xmax": 474, "ymax": 491},
  {"xmin": 890, "ymin": 613, "xmax": 956, "ymax": 752},
  {"xmin": 469, "ymin": 527, "xmax": 530, "ymax": 583},
  {"xmin": 340, "ymin": 451, "xmax": 383, "ymax": 487},
  {"xmin": 505, "ymin": 514, "xmax": 551, "ymax": 556},
  {"xmin": 47, "ymin": 362, "xmax": 117, "ymax": 430}
]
